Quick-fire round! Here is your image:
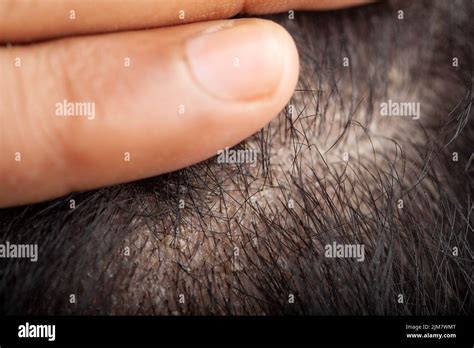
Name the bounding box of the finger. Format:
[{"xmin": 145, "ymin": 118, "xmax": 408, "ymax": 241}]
[
  {"xmin": 0, "ymin": 18, "xmax": 299, "ymax": 207},
  {"xmin": 0, "ymin": 0, "xmax": 374, "ymax": 42}
]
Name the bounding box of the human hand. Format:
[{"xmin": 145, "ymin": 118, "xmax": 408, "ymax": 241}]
[{"xmin": 0, "ymin": 0, "xmax": 369, "ymax": 207}]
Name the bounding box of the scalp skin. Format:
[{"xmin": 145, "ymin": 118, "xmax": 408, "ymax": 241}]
[{"xmin": 0, "ymin": 0, "xmax": 473, "ymax": 315}]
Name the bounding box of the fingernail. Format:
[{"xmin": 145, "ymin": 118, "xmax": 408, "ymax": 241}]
[{"xmin": 185, "ymin": 20, "xmax": 284, "ymax": 101}]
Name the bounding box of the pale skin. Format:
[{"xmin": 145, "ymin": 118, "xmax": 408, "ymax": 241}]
[{"xmin": 0, "ymin": 0, "xmax": 370, "ymax": 207}]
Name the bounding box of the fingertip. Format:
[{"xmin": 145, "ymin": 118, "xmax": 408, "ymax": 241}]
[
  {"xmin": 179, "ymin": 18, "xmax": 300, "ymax": 156},
  {"xmin": 256, "ymin": 18, "xmax": 300, "ymax": 108},
  {"xmin": 185, "ymin": 18, "xmax": 299, "ymax": 104}
]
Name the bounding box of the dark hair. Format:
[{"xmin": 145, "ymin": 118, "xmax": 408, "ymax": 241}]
[{"xmin": 1, "ymin": 0, "xmax": 472, "ymax": 315}]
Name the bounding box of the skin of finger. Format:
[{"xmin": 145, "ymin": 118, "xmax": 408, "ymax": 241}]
[
  {"xmin": 0, "ymin": 0, "xmax": 374, "ymax": 42},
  {"xmin": 0, "ymin": 18, "xmax": 299, "ymax": 207}
]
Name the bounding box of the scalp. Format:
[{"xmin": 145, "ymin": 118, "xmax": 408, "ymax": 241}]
[{"xmin": 0, "ymin": 0, "xmax": 473, "ymax": 315}]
